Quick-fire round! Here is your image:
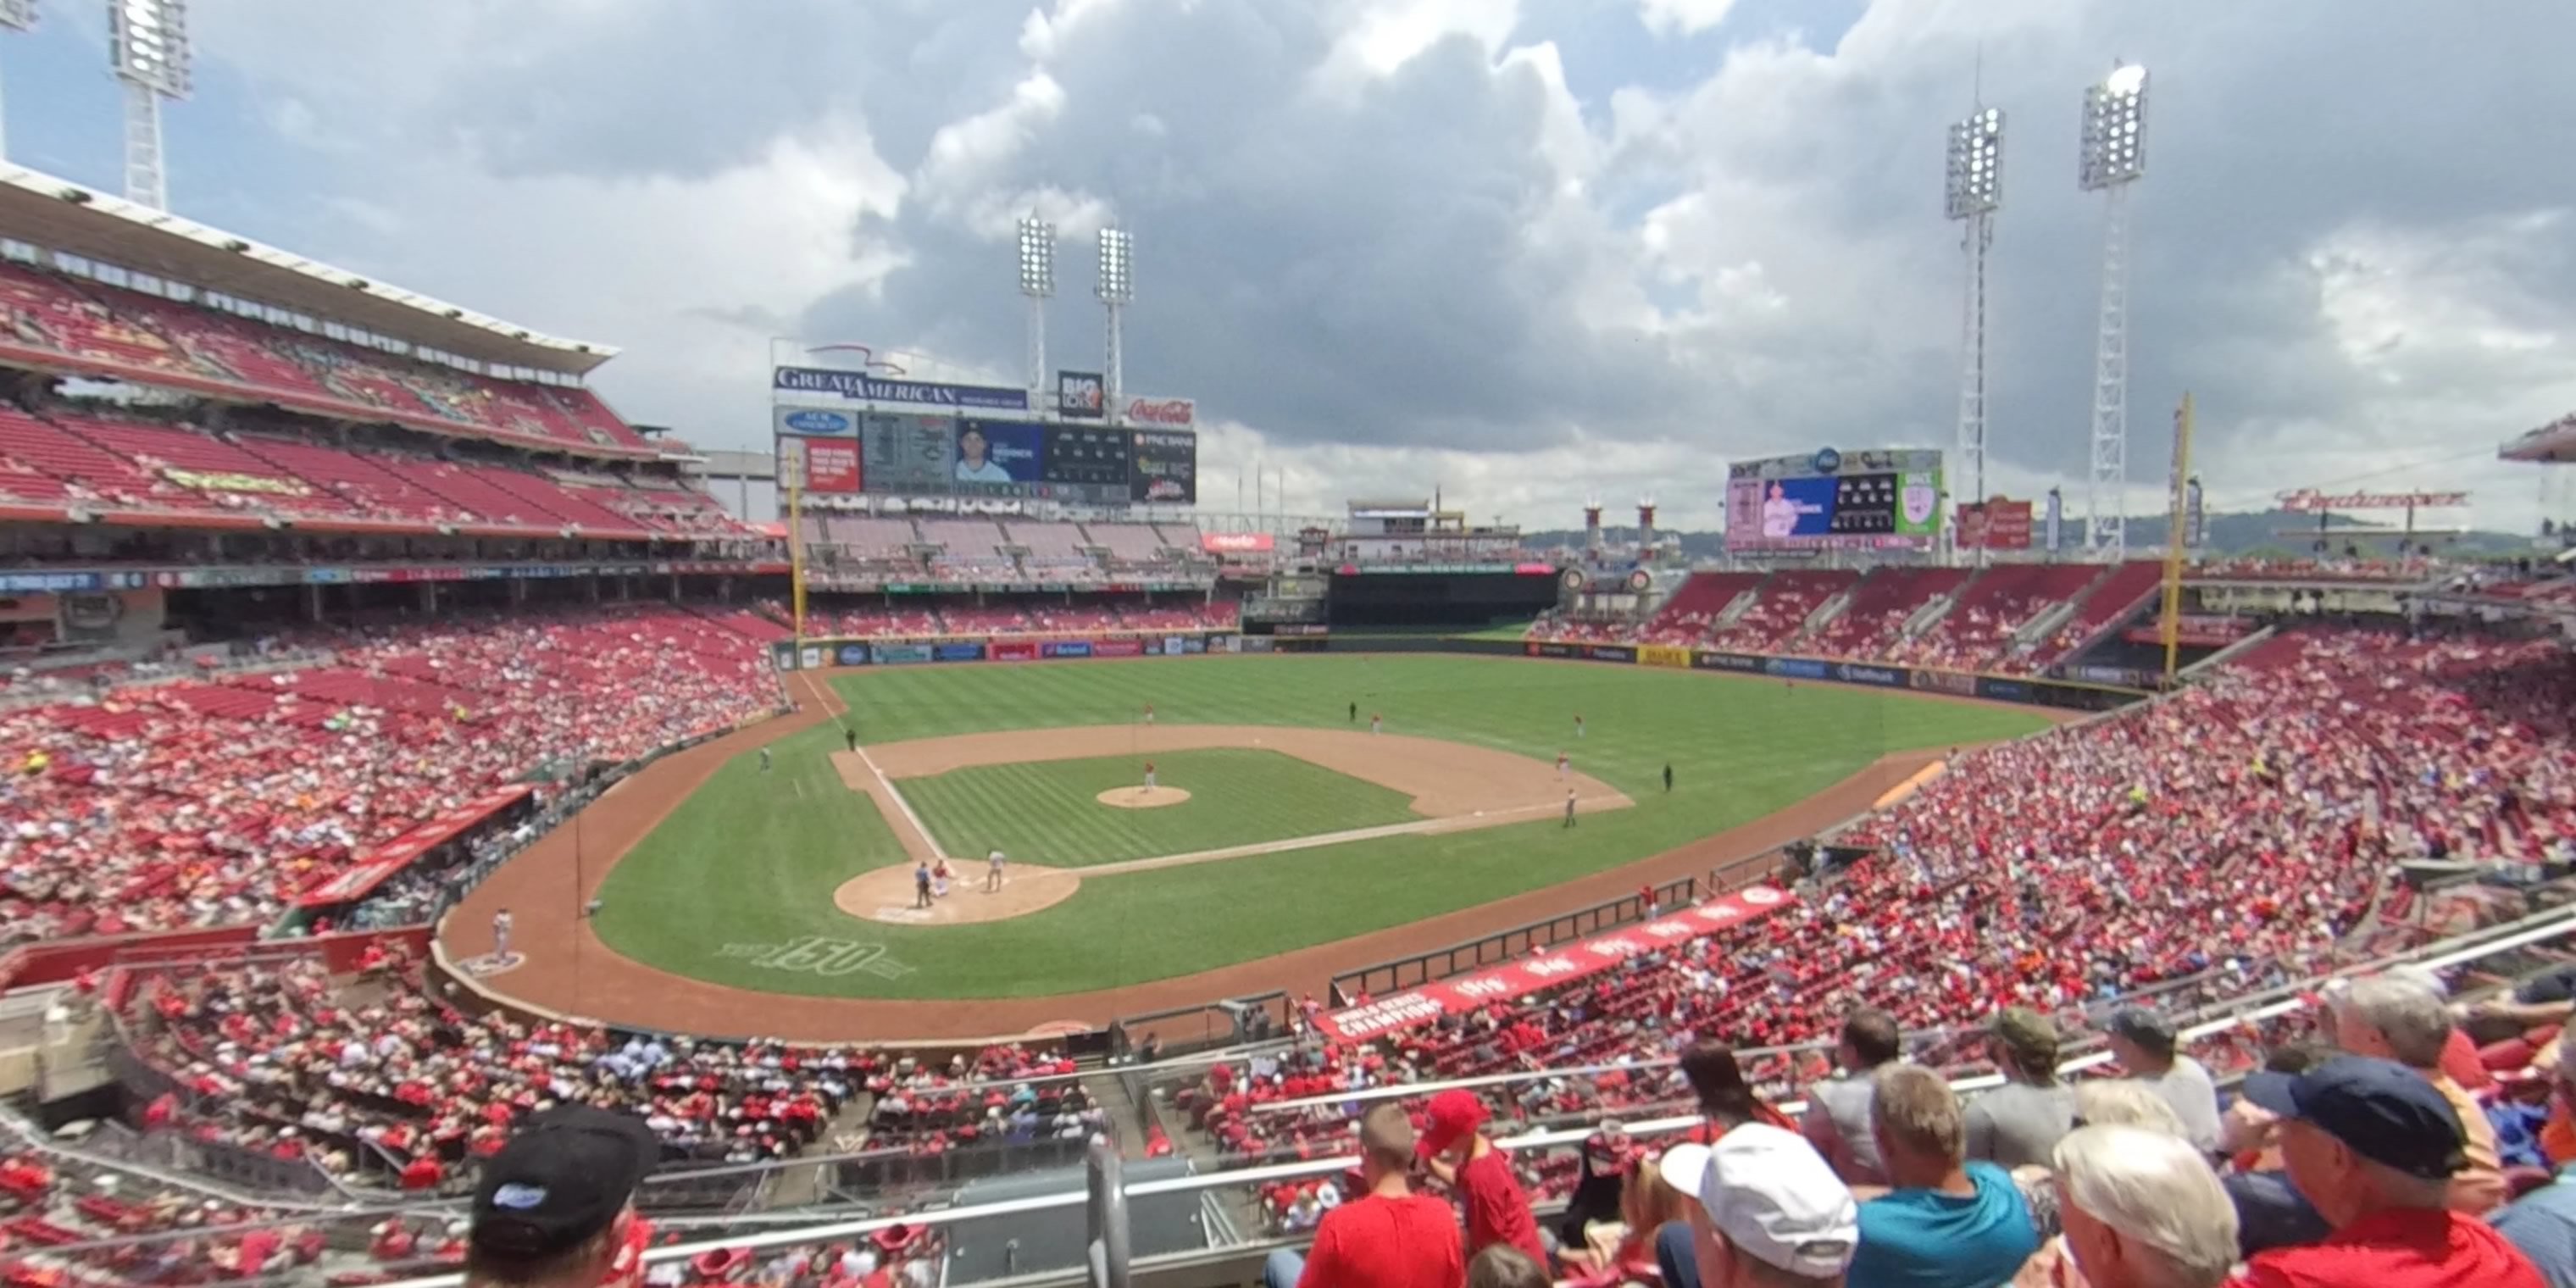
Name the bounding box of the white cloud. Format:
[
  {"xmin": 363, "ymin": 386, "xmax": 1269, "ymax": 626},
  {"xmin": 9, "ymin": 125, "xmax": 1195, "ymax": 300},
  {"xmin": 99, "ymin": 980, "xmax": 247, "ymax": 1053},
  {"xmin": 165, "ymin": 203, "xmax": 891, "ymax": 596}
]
[{"xmin": 1635, "ymin": 0, "xmax": 1738, "ymax": 39}]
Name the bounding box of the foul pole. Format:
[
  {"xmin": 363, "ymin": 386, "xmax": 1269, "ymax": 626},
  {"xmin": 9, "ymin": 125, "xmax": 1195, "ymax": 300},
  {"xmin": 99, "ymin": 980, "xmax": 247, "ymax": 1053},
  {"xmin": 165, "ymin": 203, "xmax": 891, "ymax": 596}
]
[{"xmin": 2158, "ymin": 392, "xmax": 2193, "ymax": 683}]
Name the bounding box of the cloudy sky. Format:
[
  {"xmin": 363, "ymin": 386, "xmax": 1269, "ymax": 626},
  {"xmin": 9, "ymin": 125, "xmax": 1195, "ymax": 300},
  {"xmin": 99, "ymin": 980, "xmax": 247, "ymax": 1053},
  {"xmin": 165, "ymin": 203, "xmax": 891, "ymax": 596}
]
[{"xmin": 8, "ymin": 0, "xmax": 2573, "ymax": 531}]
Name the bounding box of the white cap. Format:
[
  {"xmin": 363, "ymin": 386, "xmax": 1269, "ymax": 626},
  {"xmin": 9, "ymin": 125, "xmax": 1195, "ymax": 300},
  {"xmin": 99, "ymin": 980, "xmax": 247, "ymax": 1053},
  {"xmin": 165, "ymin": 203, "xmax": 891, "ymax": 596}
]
[{"xmin": 1664, "ymin": 1125, "xmax": 1857, "ymax": 1279}]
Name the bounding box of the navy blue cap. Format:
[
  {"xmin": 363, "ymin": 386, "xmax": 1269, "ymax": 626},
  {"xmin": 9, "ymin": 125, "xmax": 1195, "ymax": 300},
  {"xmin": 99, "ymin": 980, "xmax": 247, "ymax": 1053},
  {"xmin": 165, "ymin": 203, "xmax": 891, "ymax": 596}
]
[
  {"xmin": 471, "ymin": 1106, "xmax": 661, "ymax": 1259},
  {"xmin": 2240, "ymin": 1054, "xmax": 2465, "ymax": 1180}
]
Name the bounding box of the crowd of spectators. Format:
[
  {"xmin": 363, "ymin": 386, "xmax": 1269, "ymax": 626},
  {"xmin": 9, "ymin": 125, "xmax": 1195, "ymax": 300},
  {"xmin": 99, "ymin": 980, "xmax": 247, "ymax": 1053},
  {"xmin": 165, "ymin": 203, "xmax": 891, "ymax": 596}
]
[
  {"xmin": 0, "ymin": 1151, "xmax": 336, "ymax": 1285},
  {"xmin": 122, "ymin": 950, "xmax": 1079, "ymax": 1190},
  {"xmin": 0, "ymin": 603, "xmax": 783, "ymax": 938},
  {"xmin": 792, "ymin": 599, "xmax": 1238, "ymax": 640}
]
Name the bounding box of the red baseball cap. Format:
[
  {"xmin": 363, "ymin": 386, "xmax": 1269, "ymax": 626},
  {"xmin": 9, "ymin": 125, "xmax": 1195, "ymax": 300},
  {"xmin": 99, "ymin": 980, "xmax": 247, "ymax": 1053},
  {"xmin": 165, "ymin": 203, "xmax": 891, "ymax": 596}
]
[{"xmin": 1416, "ymin": 1090, "xmax": 1489, "ymax": 1158}]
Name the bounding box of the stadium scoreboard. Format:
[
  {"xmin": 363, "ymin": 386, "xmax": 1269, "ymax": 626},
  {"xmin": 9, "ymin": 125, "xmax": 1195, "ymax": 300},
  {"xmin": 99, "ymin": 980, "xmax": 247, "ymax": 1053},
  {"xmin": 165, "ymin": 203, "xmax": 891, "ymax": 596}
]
[
  {"xmin": 772, "ymin": 366, "xmax": 1196, "ymax": 504},
  {"xmin": 1724, "ymin": 447, "xmax": 1944, "ymax": 552}
]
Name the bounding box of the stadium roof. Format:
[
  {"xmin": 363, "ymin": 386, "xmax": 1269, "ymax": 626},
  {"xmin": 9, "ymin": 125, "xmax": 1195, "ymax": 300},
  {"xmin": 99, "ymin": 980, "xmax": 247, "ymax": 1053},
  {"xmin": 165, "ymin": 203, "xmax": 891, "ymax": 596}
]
[
  {"xmin": 0, "ymin": 164, "xmax": 617, "ymax": 377},
  {"xmin": 2501, "ymin": 414, "xmax": 2576, "ymax": 464}
]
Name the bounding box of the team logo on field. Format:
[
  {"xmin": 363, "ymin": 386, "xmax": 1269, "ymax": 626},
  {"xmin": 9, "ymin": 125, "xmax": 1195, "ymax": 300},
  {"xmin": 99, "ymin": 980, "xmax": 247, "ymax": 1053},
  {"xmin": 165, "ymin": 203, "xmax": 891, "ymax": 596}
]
[{"xmin": 719, "ymin": 936, "xmax": 913, "ymax": 979}]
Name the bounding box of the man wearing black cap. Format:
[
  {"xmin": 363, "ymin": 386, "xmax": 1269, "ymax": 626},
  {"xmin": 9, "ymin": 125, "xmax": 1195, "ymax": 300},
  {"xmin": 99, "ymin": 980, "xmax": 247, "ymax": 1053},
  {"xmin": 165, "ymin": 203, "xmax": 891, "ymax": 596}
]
[
  {"xmin": 467, "ymin": 1105, "xmax": 662, "ymax": 1288},
  {"xmin": 2106, "ymin": 1007, "xmax": 2222, "ymax": 1156},
  {"xmin": 2225, "ymin": 1055, "xmax": 2543, "ymax": 1287}
]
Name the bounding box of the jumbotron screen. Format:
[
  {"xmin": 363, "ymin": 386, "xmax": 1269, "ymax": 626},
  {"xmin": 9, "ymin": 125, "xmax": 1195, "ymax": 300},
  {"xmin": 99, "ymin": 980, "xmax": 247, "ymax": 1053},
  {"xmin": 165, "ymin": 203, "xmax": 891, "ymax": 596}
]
[
  {"xmin": 774, "ymin": 407, "xmax": 1194, "ymax": 504},
  {"xmin": 1723, "ymin": 447, "xmax": 1944, "ymax": 552}
]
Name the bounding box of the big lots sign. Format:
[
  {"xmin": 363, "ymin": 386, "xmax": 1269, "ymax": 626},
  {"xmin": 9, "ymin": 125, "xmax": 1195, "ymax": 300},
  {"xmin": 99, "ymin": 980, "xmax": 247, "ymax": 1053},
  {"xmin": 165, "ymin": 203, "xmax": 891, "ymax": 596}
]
[
  {"xmin": 1314, "ymin": 885, "xmax": 1797, "ymax": 1042},
  {"xmin": 1122, "ymin": 396, "xmax": 1195, "ymax": 427}
]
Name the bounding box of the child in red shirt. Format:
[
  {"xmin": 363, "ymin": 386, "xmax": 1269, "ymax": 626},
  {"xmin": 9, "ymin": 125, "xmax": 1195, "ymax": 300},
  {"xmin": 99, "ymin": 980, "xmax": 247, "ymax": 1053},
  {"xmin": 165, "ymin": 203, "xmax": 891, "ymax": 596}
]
[{"xmin": 1418, "ymin": 1090, "xmax": 1549, "ymax": 1270}]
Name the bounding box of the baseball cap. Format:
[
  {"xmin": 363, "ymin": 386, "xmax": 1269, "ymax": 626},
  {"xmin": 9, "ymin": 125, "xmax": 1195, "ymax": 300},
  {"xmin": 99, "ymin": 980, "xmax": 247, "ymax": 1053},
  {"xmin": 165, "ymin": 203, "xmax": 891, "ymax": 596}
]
[
  {"xmin": 2107, "ymin": 1008, "xmax": 2177, "ymax": 1054},
  {"xmin": 1416, "ymin": 1090, "xmax": 1490, "ymax": 1159},
  {"xmin": 470, "ymin": 1106, "xmax": 662, "ymax": 1258},
  {"xmin": 2240, "ymin": 1054, "xmax": 2466, "ymax": 1180},
  {"xmin": 1990, "ymin": 1008, "xmax": 2059, "ymax": 1064},
  {"xmin": 1663, "ymin": 1125, "xmax": 1857, "ymax": 1279}
]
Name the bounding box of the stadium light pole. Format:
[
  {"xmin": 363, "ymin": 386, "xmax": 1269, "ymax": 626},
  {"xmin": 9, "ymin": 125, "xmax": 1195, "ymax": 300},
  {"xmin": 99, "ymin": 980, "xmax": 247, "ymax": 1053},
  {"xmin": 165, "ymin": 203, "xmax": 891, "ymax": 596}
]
[
  {"xmin": 109, "ymin": 0, "xmax": 192, "ymax": 211},
  {"xmin": 1945, "ymin": 103, "xmax": 2002, "ymax": 568},
  {"xmin": 1098, "ymin": 225, "xmax": 1134, "ymax": 426},
  {"xmin": 1018, "ymin": 214, "xmax": 1055, "ymax": 414},
  {"xmin": 2079, "ymin": 62, "xmax": 2148, "ymax": 556},
  {"xmin": 0, "ymin": 1, "xmax": 36, "ymax": 163}
]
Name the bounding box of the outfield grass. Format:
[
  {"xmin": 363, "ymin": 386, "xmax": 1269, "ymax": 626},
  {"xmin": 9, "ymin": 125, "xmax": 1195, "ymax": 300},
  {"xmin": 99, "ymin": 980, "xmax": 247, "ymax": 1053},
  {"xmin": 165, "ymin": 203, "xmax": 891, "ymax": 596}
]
[
  {"xmin": 591, "ymin": 655, "xmax": 2049, "ymax": 999},
  {"xmin": 901, "ymin": 748, "xmax": 1418, "ymax": 867}
]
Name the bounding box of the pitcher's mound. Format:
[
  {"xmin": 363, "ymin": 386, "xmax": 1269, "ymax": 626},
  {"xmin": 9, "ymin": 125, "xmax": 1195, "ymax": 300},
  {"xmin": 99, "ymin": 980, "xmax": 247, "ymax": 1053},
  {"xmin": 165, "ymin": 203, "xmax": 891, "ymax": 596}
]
[
  {"xmin": 836, "ymin": 863, "xmax": 1081, "ymax": 925},
  {"xmin": 1097, "ymin": 786, "xmax": 1191, "ymax": 808}
]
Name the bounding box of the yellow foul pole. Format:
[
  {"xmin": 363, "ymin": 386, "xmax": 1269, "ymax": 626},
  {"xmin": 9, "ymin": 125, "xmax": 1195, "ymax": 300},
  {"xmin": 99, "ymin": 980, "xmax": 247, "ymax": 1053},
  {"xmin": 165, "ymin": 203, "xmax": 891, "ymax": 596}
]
[{"xmin": 2158, "ymin": 392, "xmax": 2195, "ymax": 683}]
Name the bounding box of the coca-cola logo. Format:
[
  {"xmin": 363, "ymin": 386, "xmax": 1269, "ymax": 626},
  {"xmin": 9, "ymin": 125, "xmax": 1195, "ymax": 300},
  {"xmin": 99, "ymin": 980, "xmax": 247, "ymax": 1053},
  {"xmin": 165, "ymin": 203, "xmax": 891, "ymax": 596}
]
[{"xmin": 1124, "ymin": 397, "xmax": 1194, "ymax": 425}]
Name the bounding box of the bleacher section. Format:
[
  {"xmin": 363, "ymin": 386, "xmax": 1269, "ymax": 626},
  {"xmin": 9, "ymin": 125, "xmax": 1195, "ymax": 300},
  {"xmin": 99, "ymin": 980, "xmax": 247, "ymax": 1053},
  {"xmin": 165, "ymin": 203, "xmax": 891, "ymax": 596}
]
[
  {"xmin": 1706, "ymin": 569, "xmax": 1857, "ymax": 652},
  {"xmin": 1638, "ymin": 571, "xmax": 1762, "ymax": 645},
  {"xmin": 1807, "ymin": 566, "xmax": 1969, "ymax": 659},
  {"xmin": 2011, "ymin": 560, "xmax": 2163, "ymax": 673},
  {"xmin": 0, "ymin": 259, "xmax": 653, "ymax": 456},
  {"xmin": 1894, "ymin": 564, "xmax": 2101, "ymax": 671}
]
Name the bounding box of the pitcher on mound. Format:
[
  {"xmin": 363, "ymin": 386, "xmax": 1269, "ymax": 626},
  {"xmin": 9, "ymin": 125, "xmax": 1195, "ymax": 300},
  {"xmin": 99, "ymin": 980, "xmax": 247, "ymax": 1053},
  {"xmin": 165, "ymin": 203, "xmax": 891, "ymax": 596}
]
[{"xmin": 1143, "ymin": 761, "xmax": 1158, "ymax": 792}]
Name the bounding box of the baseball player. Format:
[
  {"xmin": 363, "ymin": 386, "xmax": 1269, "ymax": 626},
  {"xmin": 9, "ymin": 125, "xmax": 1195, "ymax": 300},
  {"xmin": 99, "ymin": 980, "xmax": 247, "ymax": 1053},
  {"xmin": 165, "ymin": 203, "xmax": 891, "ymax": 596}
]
[
  {"xmin": 1144, "ymin": 761, "xmax": 1158, "ymax": 791},
  {"xmin": 759, "ymin": 747, "xmax": 772, "ymax": 773},
  {"xmin": 1575, "ymin": 713, "xmax": 1585, "ymax": 739},
  {"xmin": 1556, "ymin": 751, "xmax": 1570, "ymax": 780},
  {"xmin": 986, "ymin": 848, "xmax": 1007, "ymax": 892},
  {"xmin": 1563, "ymin": 791, "xmax": 1578, "ymax": 828},
  {"xmin": 491, "ymin": 908, "xmax": 514, "ymax": 963},
  {"xmin": 1369, "ymin": 713, "xmax": 1383, "ymax": 736},
  {"xmin": 1143, "ymin": 702, "xmax": 1156, "ymax": 726}
]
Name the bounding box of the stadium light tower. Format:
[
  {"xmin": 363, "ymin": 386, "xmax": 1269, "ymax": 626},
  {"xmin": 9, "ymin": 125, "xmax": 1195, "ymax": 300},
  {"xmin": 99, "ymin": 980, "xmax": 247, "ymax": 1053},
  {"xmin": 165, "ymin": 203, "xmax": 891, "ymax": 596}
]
[
  {"xmin": 0, "ymin": 1, "xmax": 36, "ymax": 162},
  {"xmin": 1944, "ymin": 103, "xmax": 2002, "ymax": 566},
  {"xmin": 1097, "ymin": 225, "xmax": 1134, "ymax": 425},
  {"xmin": 1017, "ymin": 214, "xmax": 1055, "ymax": 409},
  {"xmin": 2079, "ymin": 62, "xmax": 2148, "ymax": 555},
  {"xmin": 110, "ymin": 0, "xmax": 192, "ymax": 211}
]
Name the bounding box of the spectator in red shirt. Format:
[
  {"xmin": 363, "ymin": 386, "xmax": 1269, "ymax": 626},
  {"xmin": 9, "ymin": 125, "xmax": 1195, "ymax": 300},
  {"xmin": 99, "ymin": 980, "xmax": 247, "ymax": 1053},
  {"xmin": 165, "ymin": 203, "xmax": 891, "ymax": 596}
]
[
  {"xmin": 1264, "ymin": 1102, "xmax": 1463, "ymax": 1288},
  {"xmin": 2227, "ymin": 1056, "xmax": 2545, "ymax": 1287},
  {"xmin": 1418, "ymin": 1090, "xmax": 1547, "ymax": 1269}
]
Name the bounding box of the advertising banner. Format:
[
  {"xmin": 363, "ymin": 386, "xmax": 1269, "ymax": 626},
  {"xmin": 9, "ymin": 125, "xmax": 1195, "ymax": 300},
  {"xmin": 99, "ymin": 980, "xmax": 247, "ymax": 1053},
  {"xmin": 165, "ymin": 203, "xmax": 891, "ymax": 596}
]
[
  {"xmin": 800, "ymin": 645, "xmax": 824, "ymax": 669},
  {"xmin": 1638, "ymin": 644, "xmax": 1692, "ymax": 669},
  {"xmin": 989, "ymin": 641, "xmax": 1040, "ymax": 662},
  {"xmin": 1120, "ymin": 396, "xmax": 1196, "ymax": 429},
  {"xmin": 1091, "ymin": 638, "xmax": 1146, "ymax": 658},
  {"xmin": 933, "ymin": 642, "xmax": 986, "ymax": 662},
  {"xmin": 1530, "ymin": 641, "xmax": 1575, "ymax": 658},
  {"xmin": 1130, "ymin": 430, "xmax": 1198, "ymax": 503},
  {"xmin": 1057, "ymin": 370, "xmax": 1106, "ymax": 419},
  {"xmin": 773, "ymin": 405, "xmax": 859, "ymax": 436},
  {"xmin": 1161, "ymin": 637, "xmax": 1185, "ymax": 656},
  {"xmin": 1202, "ymin": 531, "xmax": 1276, "ymax": 553},
  {"xmin": 1763, "ymin": 658, "xmax": 1829, "ymax": 680},
  {"xmin": 1909, "ymin": 669, "xmax": 1978, "ymax": 697},
  {"xmin": 784, "ymin": 435, "xmax": 863, "ymax": 493},
  {"xmin": 298, "ymin": 786, "xmax": 532, "ymax": 908},
  {"xmin": 1694, "ymin": 651, "xmax": 1762, "ymax": 672},
  {"xmin": 1585, "ymin": 645, "xmax": 1637, "ymax": 663},
  {"xmin": 1181, "ymin": 636, "xmax": 1207, "ymax": 653},
  {"xmin": 2045, "ymin": 490, "xmax": 2064, "ymax": 552},
  {"xmin": 1975, "ymin": 677, "xmax": 2035, "ymax": 702},
  {"xmin": 1210, "ymin": 635, "xmax": 1237, "ymax": 652},
  {"xmin": 2123, "ymin": 614, "xmax": 2252, "ymax": 647},
  {"xmin": 1042, "ymin": 641, "xmax": 1094, "ymax": 659},
  {"xmin": 1833, "ymin": 662, "xmax": 1907, "ymax": 687},
  {"xmin": 836, "ymin": 643, "xmax": 871, "ymax": 667},
  {"xmin": 2075, "ymin": 663, "xmax": 2147, "ymax": 687},
  {"xmin": 1242, "ymin": 636, "xmax": 1276, "ymax": 653},
  {"xmin": 774, "ymin": 367, "xmax": 1030, "ymax": 411},
  {"xmin": 1315, "ymin": 886, "xmax": 1797, "ymax": 1042},
  {"xmin": 770, "ymin": 642, "xmax": 800, "ymax": 672},
  {"xmin": 874, "ymin": 643, "xmax": 935, "ymax": 663}
]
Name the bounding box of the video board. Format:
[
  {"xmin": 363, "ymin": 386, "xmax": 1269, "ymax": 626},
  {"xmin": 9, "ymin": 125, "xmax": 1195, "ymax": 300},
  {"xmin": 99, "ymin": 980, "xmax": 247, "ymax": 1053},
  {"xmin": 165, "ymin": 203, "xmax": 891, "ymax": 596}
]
[
  {"xmin": 1724, "ymin": 447, "xmax": 1943, "ymax": 552},
  {"xmin": 775, "ymin": 404, "xmax": 1192, "ymax": 505}
]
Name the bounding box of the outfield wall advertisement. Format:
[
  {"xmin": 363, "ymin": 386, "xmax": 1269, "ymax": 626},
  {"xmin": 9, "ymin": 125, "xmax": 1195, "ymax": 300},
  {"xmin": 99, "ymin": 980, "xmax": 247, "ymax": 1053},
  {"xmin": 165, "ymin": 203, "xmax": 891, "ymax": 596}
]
[{"xmin": 1526, "ymin": 639, "xmax": 2146, "ymax": 711}]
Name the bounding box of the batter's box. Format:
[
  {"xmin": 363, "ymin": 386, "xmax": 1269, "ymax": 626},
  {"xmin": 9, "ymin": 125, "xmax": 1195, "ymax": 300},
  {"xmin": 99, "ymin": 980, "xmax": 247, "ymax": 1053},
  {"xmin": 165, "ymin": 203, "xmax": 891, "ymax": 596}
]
[{"xmin": 719, "ymin": 935, "xmax": 913, "ymax": 980}]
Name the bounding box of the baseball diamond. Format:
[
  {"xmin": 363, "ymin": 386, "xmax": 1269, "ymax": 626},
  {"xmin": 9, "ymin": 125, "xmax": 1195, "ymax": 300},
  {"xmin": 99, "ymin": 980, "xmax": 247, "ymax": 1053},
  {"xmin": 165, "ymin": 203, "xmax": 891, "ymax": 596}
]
[{"xmin": 442, "ymin": 653, "xmax": 2054, "ymax": 1039}]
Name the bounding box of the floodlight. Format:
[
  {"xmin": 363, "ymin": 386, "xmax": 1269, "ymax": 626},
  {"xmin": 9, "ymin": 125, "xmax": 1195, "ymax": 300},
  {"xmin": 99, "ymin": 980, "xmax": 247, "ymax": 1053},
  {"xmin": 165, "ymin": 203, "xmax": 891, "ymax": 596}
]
[
  {"xmin": 109, "ymin": 0, "xmax": 190, "ymax": 97},
  {"xmin": 1944, "ymin": 107, "xmax": 2003, "ymax": 219},
  {"xmin": 2079, "ymin": 63, "xmax": 2147, "ymax": 190},
  {"xmin": 1017, "ymin": 215, "xmax": 1055, "ymax": 297},
  {"xmin": 1097, "ymin": 226, "xmax": 1133, "ymax": 304}
]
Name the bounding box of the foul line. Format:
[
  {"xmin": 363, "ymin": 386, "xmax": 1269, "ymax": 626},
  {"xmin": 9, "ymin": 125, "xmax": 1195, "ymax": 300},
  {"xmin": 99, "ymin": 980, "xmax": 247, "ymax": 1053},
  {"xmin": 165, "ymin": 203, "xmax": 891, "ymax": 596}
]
[
  {"xmin": 852, "ymin": 743, "xmax": 947, "ymax": 862},
  {"xmin": 1080, "ymin": 794, "xmax": 1629, "ymax": 876}
]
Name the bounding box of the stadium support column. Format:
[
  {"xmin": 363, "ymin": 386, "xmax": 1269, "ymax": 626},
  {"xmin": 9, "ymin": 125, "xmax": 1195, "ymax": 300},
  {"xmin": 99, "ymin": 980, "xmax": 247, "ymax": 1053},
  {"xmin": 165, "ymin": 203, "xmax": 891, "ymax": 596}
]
[
  {"xmin": 1945, "ymin": 104, "xmax": 2002, "ymax": 568},
  {"xmin": 0, "ymin": 2, "xmax": 35, "ymax": 163},
  {"xmin": 110, "ymin": 0, "xmax": 193, "ymax": 212},
  {"xmin": 1584, "ymin": 501, "xmax": 1603, "ymax": 561},
  {"xmin": 1098, "ymin": 225, "xmax": 1134, "ymax": 425},
  {"xmin": 1019, "ymin": 215, "xmax": 1056, "ymax": 411},
  {"xmin": 1637, "ymin": 501, "xmax": 1657, "ymax": 561},
  {"xmin": 2079, "ymin": 64, "xmax": 2149, "ymax": 556}
]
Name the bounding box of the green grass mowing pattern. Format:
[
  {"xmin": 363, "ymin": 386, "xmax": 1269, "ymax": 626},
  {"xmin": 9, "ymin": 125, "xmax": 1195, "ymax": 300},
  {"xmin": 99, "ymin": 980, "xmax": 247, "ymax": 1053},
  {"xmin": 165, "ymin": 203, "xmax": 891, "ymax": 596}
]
[
  {"xmin": 898, "ymin": 748, "xmax": 1418, "ymax": 867},
  {"xmin": 590, "ymin": 655, "xmax": 2050, "ymax": 1000}
]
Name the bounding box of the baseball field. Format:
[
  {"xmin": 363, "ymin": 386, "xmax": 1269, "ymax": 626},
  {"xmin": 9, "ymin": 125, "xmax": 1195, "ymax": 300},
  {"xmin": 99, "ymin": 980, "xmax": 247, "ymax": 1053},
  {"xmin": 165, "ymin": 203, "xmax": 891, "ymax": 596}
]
[{"xmin": 465, "ymin": 653, "xmax": 2049, "ymax": 1034}]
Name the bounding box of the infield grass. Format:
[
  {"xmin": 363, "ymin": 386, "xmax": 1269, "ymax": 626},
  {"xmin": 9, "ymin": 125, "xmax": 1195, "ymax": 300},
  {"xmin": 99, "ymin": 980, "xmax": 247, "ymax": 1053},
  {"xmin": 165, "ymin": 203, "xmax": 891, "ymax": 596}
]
[
  {"xmin": 901, "ymin": 748, "xmax": 1418, "ymax": 867},
  {"xmin": 591, "ymin": 654, "xmax": 2050, "ymax": 1000}
]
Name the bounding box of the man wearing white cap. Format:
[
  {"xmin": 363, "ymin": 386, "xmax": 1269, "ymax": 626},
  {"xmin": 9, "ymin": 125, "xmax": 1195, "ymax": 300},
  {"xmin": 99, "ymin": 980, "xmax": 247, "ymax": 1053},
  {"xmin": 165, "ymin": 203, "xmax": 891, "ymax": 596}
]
[{"xmin": 1659, "ymin": 1124, "xmax": 1859, "ymax": 1288}]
